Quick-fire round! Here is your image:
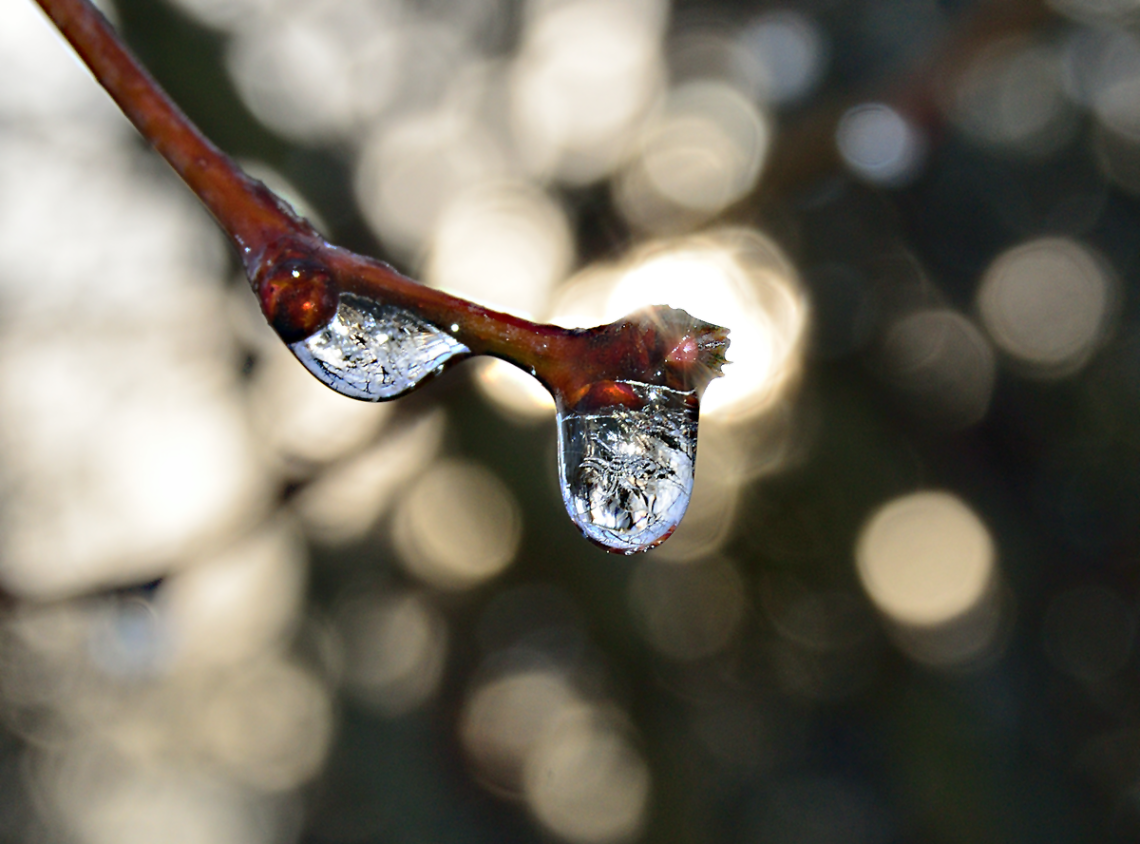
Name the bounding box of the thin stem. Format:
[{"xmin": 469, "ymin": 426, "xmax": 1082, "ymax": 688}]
[{"xmin": 33, "ymin": 0, "xmax": 726, "ymax": 404}]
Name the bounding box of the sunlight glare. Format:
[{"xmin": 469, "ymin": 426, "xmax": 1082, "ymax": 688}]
[{"xmin": 605, "ymin": 231, "xmax": 807, "ymax": 420}]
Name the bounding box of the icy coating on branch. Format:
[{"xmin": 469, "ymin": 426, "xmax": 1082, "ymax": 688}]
[
  {"xmin": 557, "ymin": 382, "xmax": 698, "ymax": 554},
  {"xmin": 290, "ymin": 294, "xmax": 469, "ymax": 400}
]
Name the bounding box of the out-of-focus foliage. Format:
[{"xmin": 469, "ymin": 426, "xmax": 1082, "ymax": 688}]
[{"xmin": 3, "ymin": 0, "xmax": 1140, "ymax": 840}]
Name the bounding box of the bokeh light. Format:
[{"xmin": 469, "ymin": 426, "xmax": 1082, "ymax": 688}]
[
  {"xmin": 1048, "ymin": 0, "xmax": 1140, "ymax": 26},
  {"xmin": 1069, "ymin": 27, "xmax": 1140, "ymax": 194},
  {"xmin": 603, "ymin": 230, "xmax": 808, "ymax": 421},
  {"xmin": 1061, "ymin": 25, "xmax": 1140, "ymax": 114},
  {"xmin": 474, "ymin": 358, "xmax": 556, "ymax": 422},
  {"xmin": 509, "ymin": 0, "xmax": 666, "ymax": 184},
  {"xmin": 857, "ymin": 491, "xmax": 994, "ymax": 628},
  {"xmin": 0, "ymin": 323, "xmax": 268, "ymax": 597},
  {"xmin": 334, "ymin": 589, "xmax": 448, "ymax": 715},
  {"xmin": 741, "ymin": 9, "xmax": 828, "ymax": 105},
  {"xmin": 355, "ymin": 107, "xmax": 509, "ymax": 260},
  {"xmin": 856, "ymin": 491, "xmax": 1002, "ymax": 666},
  {"xmin": 393, "ymin": 459, "xmax": 522, "ymax": 590},
  {"xmin": 199, "ymin": 657, "xmax": 334, "ymax": 791},
  {"xmin": 462, "ymin": 593, "xmax": 643, "ymax": 839},
  {"xmin": 836, "ymin": 102, "xmax": 926, "ymax": 186},
  {"xmin": 547, "ymin": 262, "xmax": 624, "ymax": 328},
  {"xmin": 226, "ymin": 2, "xmax": 406, "ymax": 143},
  {"xmin": 629, "ymin": 556, "xmax": 747, "ymax": 660},
  {"xmin": 461, "ymin": 666, "xmax": 581, "ymax": 794},
  {"xmin": 165, "ymin": 0, "xmax": 287, "ymax": 31},
  {"xmin": 616, "ymin": 81, "xmax": 770, "ymax": 231},
  {"xmin": 523, "ymin": 707, "xmax": 651, "ymax": 844},
  {"xmin": 977, "ymin": 237, "xmax": 1115, "ymax": 377},
  {"xmin": 878, "ymin": 308, "xmax": 996, "ymax": 428},
  {"xmin": 293, "ymin": 409, "xmax": 446, "ymax": 544},
  {"xmin": 248, "ymin": 337, "xmax": 392, "ymax": 473},
  {"xmin": 41, "ymin": 753, "xmax": 282, "ymax": 844},
  {"xmin": 163, "ymin": 517, "xmax": 306, "ymax": 672},
  {"xmin": 949, "ymin": 37, "xmax": 1077, "ymax": 158},
  {"xmin": 1, "ymin": 0, "xmax": 122, "ymax": 124},
  {"xmin": 426, "ymin": 180, "xmax": 573, "ymax": 317},
  {"xmin": 667, "ymin": 29, "xmax": 767, "ymax": 101},
  {"xmin": 22, "ymin": 0, "xmax": 1140, "ymax": 840}
]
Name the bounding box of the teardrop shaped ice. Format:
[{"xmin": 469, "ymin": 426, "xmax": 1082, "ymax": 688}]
[
  {"xmin": 557, "ymin": 381, "xmax": 698, "ymax": 554},
  {"xmin": 290, "ymin": 293, "xmax": 469, "ymax": 401}
]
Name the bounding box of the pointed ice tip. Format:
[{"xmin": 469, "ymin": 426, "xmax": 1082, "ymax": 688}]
[
  {"xmin": 698, "ymin": 324, "xmax": 731, "ymax": 378},
  {"xmin": 637, "ymin": 305, "xmax": 731, "ymax": 389}
]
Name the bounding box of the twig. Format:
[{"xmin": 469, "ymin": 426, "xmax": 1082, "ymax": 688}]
[{"xmin": 32, "ymin": 0, "xmax": 728, "ymax": 408}]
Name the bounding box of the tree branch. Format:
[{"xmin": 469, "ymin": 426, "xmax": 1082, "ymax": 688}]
[{"xmin": 32, "ymin": 0, "xmax": 728, "ymax": 409}]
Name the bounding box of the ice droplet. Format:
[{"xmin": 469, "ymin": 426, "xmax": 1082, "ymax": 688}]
[
  {"xmin": 557, "ymin": 381, "xmax": 698, "ymax": 554},
  {"xmin": 291, "ymin": 293, "xmax": 469, "ymax": 400}
]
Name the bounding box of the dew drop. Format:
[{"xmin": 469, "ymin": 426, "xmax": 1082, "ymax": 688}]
[
  {"xmin": 291, "ymin": 293, "xmax": 470, "ymax": 401},
  {"xmin": 557, "ymin": 381, "xmax": 698, "ymax": 554}
]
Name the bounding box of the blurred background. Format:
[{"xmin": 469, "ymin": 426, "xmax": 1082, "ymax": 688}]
[{"xmin": 2, "ymin": 0, "xmax": 1140, "ymax": 840}]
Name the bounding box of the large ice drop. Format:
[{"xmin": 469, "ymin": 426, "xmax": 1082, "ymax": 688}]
[{"xmin": 557, "ymin": 381, "xmax": 698, "ymax": 554}]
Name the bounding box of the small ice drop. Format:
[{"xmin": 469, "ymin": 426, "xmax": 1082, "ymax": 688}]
[{"xmin": 290, "ymin": 293, "xmax": 469, "ymax": 401}]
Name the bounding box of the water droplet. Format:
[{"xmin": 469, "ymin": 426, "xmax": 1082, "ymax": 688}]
[
  {"xmin": 557, "ymin": 381, "xmax": 698, "ymax": 553},
  {"xmin": 291, "ymin": 293, "xmax": 469, "ymax": 401}
]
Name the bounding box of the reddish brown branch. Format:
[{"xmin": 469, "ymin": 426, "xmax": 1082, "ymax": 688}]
[{"xmin": 33, "ymin": 0, "xmax": 726, "ymax": 406}]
